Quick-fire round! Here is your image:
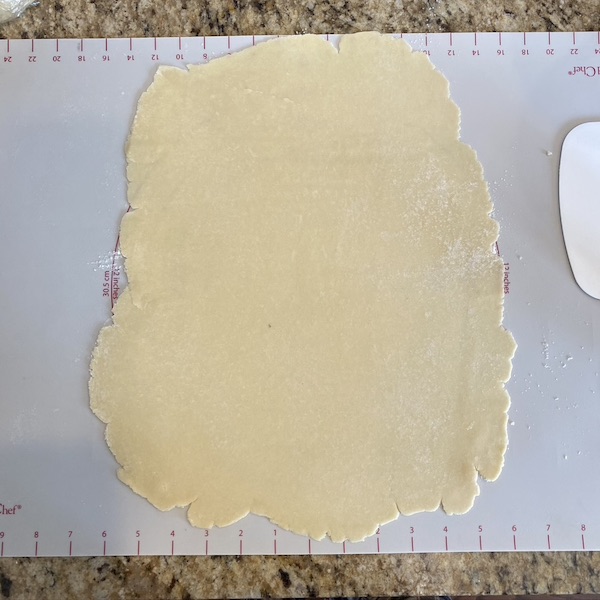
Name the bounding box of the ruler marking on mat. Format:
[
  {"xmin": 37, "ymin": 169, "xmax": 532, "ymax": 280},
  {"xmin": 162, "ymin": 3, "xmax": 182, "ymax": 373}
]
[{"xmin": 2, "ymin": 32, "xmax": 595, "ymax": 66}]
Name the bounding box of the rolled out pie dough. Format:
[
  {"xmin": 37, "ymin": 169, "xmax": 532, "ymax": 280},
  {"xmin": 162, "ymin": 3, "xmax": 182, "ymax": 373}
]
[{"xmin": 90, "ymin": 32, "xmax": 516, "ymax": 542}]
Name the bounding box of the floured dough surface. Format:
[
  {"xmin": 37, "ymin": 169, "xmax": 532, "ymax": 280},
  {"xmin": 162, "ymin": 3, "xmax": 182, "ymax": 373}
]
[{"xmin": 90, "ymin": 32, "xmax": 516, "ymax": 542}]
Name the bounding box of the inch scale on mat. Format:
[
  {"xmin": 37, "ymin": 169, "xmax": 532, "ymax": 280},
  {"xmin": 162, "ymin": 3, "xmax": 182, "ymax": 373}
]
[{"xmin": 1, "ymin": 33, "xmax": 599, "ymax": 557}]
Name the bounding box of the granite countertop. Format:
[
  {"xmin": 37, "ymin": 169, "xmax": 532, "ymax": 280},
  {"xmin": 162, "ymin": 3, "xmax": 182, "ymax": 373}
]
[
  {"xmin": 0, "ymin": 0, "xmax": 599, "ymax": 38},
  {"xmin": 1, "ymin": 1, "xmax": 600, "ymax": 598}
]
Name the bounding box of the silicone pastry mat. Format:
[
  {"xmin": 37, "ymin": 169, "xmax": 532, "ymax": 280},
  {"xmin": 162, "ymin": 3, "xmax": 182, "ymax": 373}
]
[{"xmin": 0, "ymin": 32, "xmax": 599, "ymax": 556}]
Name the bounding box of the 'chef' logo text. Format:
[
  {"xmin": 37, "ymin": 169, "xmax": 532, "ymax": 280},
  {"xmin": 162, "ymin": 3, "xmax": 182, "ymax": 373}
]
[
  {"xmin": 568, "ymin": 66, "xmax": 600, "ymax": 77},
  {"xmin": 0, "ymin": 503, "xmax": 22, "ymax": 516}
]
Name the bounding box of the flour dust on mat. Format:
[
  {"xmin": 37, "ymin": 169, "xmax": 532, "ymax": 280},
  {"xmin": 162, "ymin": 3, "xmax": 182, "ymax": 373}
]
[{"xmin": 89, "ymin": 32, "xmax": 516, "ymax": 543}]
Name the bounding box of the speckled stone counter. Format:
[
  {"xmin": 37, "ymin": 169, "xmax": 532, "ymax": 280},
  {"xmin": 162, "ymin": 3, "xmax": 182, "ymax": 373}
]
[
  {"xmin": 2, "ymin": 553, "xmax": 600, "ymax": 598},
  {"xmin": 0, "ymin": 0, "xmax": 600, "ymax": 38},
  {"xmin": 1, "ymin": 1, "xmax": 600, "ymax": 598}
]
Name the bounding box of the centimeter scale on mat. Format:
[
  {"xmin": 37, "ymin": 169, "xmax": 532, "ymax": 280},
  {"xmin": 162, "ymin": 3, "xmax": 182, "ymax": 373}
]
[
  {"xmin": 1, "ymin": 33, "xmax": 599, "ymax": 557},
  {"xmin": 3, "ymin": 30, "xmax": 600, "ymax": 64}
]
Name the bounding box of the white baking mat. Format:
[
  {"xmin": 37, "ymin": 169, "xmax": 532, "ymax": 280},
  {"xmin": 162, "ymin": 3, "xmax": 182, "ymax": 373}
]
[{"xmin": 0, "ymin": 32, "xmax": 599, "ymax": 557}]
